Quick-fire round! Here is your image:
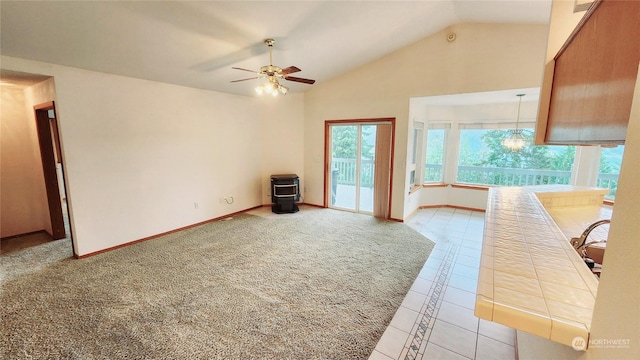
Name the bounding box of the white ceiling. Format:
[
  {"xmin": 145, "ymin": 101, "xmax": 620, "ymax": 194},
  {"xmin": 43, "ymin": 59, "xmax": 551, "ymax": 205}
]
[{"xmin": 1, "ymin": 0, "xmax": 552, "ymax": 96}]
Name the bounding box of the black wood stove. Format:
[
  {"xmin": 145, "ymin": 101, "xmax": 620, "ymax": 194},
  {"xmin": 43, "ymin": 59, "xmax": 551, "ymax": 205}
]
[{"xmin": 270, "ymin": 174, "xmax": 300, "ymax": 213}]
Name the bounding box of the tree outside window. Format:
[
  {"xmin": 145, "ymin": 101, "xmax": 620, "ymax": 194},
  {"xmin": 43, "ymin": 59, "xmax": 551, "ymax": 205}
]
[
  {"xmin": 598, "ymin": 145, "xmax": 624, "ymax": 199},
  {"xmin": 425, "ymin": 129, "xmax": 445, "ymax": 183},
  {"xmin": 456, "ymin": 129, "xmax": 575, "ymax": 186}
]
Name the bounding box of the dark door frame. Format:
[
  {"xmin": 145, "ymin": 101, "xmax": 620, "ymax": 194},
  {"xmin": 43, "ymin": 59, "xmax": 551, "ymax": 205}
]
[{"xmin": 33, "ymin": 101, "xmax": 68, "ymax": 241}]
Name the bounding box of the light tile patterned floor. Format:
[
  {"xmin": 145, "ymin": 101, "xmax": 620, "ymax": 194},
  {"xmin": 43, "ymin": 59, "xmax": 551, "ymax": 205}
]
[{"xmin": 370, "ymin": 207, "xmax": 516, "ymax": 360}]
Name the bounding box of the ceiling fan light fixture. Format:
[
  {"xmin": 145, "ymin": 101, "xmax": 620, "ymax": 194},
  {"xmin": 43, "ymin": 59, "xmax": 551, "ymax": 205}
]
[
  {"xmin": 231, "ymin": 38, "xmax": 315, "ymax": 96},
  {"xmin": 254, "ymin": 77, "xmax": 289, "ymax": 96},
  {"xmin": 266, "ymin": 82, "xmax": 276, "ymax": 94}
]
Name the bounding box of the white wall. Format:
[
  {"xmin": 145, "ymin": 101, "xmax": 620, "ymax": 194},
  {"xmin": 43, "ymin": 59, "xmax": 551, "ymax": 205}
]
[
  {"xmin": 419, "ymin": 186, "xmax": 489, "ymax": 211},
  {"xmin": 1, "ymin": 56, "xmax": 304, "ymax": 256},
  {"xmin": 303, "ymin": 23, "xmax": 549, "ymax": 220}
]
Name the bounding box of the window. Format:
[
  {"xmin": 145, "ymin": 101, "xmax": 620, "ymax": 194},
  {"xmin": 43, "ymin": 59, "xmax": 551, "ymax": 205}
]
[
  {"xmin": 424, "ymin": 125, "xmax": 448, "ymax": 183},
  {"xmin": 456, "ymin": 126, "xmax": 575, "ymax": 186},
  {"xmin": 409, "ymin": 122, "xmax": 424, "ymax": 187},
  {"xmin": 597, "ymin": 145, "xmax": 624, "ymax": 199}
]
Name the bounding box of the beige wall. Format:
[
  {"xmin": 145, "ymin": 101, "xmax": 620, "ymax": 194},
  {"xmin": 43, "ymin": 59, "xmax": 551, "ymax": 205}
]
[
  {"xmin": 258, "ymin": 93, "xmax": 305, "ymax": 203},
  {"xmin": 546, "ymin": 0, "xmax": 588, "ymax": 62},
  {"xmin": 303, "ymin": 23, "xmax": 549, "ymax": 219},
  {"xmin": 0, "ymin": 86, "xmax": 50, "ymax": 237},
  {"xmin": 1, "ymin": 56, "xmax": 304, "ymax": 256}
]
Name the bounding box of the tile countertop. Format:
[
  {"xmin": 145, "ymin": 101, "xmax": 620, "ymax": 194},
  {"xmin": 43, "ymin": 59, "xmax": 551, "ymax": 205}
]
[
  {"xmin": 474, "ymin": 185, "xmax": 609, "ymax": 349},
  {"xmin": 546, "ymin": 205, "xmax": 612, "ymax": 246}
]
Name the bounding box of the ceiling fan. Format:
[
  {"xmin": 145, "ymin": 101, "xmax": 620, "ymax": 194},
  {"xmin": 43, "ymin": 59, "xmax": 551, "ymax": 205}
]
[{"xmin": 230, "ymin": 38, "xmax": 315, "ymax": 95}]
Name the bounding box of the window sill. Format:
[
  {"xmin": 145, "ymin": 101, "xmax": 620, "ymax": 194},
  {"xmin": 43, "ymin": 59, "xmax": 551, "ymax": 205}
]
[
  {"xmin": 451, "ymin": 184, "xmax": 490, "ymax": 191},
  {"xmin": 419, "ymin": 183, "xmax": 490, "ymax": 191},
  {"xmin": 419, "ymin": 183, "xmax": 613, "ymax": 204},
  {"xmin": 422, "ymin": 183, "xmax": 447, "ymax": 188}
]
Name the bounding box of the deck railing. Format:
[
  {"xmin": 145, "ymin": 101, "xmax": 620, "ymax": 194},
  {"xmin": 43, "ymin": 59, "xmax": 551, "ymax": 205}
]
[
  {"xmin": 331, "ymin": 158, "xmax": 374, "ymax": 187},
  {"xmin": 456, "ymin": 166, "xmax": 572, "ymax": 186},
  {"xmin": 332, "ymin": 159, "xmax": 619, "ymax": 198},
  {"xmin": 426, "ymin": 164, "xmax": 619, "ymax": 197},
  {"xmin": 596, "ymin": 173, "xmax": 619, "ymax": 198}
]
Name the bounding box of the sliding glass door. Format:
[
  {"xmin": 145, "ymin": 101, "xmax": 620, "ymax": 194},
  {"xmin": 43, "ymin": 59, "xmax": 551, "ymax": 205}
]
[{"xmin": 329, "ymin": 124, "xmax": 377, "ymax": 214}]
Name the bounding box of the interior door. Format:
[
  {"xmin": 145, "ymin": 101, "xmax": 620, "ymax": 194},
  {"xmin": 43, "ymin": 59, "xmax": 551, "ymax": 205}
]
[{"xmin": 34, "ymin": 102, "xmax": 66, "ymax": 240}]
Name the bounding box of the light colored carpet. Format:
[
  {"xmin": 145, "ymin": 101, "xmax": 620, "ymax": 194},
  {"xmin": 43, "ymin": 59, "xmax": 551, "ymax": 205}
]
[{"xmin": 1, "ymin": 207, "xmax": 434, "ymax": 359}]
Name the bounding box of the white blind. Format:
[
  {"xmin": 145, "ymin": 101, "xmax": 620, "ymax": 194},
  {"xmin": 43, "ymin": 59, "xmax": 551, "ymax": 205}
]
[
  {"xmin": 428, "ymin": 123, "xmax": 452, "ymax": 130},
  {"xmin": 458, "ymin": 121, "xmax": 536, "ymax": 130}
]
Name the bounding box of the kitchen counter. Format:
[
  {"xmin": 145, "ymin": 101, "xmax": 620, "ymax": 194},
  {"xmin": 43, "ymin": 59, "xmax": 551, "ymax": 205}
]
[{"xmin": 474, "ymin": 185, "xmax": 609, "ymax": 348}]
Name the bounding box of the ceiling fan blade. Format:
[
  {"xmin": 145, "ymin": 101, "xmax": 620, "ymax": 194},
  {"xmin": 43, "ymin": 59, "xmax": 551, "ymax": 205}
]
[
  {"xmin": 284, "ymin": 76, "xmax": 316, "ymax": 84},
  {"xmin": 232, "ymin": 67, "xmax": 259, "ymax": 74},
  {"xmin": 280, "ymin": 66, "xmax": 301, "ymax": 75},
  {"xmin": 230, "ymin": 77, "xmax": 260, "ymax": 83}
]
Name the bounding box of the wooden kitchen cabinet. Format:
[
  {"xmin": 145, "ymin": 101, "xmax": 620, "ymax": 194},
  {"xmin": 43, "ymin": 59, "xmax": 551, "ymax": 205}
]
[{"xmin": 536, "ymin": 0, "xmax": 640, "ymax": 145}]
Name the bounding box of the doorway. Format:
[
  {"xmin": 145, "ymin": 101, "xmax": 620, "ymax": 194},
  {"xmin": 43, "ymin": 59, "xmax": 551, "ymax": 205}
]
[
  {"xmin": 33, "ymin": 102, "xmax": 72, "ymax": 251},
  {"xmin": 325, "ymin": 119, "xmax": 394, "ymax": 217}
]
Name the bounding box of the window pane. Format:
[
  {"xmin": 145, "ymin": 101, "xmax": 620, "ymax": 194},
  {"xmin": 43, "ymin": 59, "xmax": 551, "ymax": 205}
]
[
  {"xmin": 425, "ymin": 129, "xmax": 445, "ymax": 183},
  {"xmin": 456, "ymin": 129, "xmax": 575, "ymax": 186},
  {"xmin": 411, "ymin": 128, "xmax": 419, "ymax": 165},
  {"xmin": 597, "ymin": 145, "xmax": 624, "ymax": 199}
]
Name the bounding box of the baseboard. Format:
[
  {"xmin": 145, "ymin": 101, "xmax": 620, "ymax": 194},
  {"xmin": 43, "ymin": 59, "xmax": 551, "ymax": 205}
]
[
  {"xmin": 418, "ymin": 204, "xmax": 486, "ymax": 213},
  {"xmin": 300, "ymin": 202, "xmax": 324, "ymax": 209},
  {"xmin": 75, "ymin": 205, "xmax": 263, "ymax": 259},
  {"xmin": 260, "ymin": 202, "xmax": 325, "ymax": 208},
  {"xmin": 75, "ymin": 202, "xmax": 413, "ymax": 258},
  {"xmin": 299, "ymin": 202, "xmax": 400, "ymax": 221}
]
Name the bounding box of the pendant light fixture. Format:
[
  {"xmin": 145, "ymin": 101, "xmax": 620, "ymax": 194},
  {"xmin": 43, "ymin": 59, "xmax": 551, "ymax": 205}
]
[{"xmin": 502, "ymin": 93, "xmax": 527, "ymax": 151}]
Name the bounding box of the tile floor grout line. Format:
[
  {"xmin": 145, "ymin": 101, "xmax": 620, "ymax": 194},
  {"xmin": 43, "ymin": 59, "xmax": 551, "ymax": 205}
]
[
  {"xmin": 371, "ymin": 208, "xmax": 517, "ymax": 360},
  {"xmin": 402, "ymin": 241, "xmax": 460, "ymax": 360}
]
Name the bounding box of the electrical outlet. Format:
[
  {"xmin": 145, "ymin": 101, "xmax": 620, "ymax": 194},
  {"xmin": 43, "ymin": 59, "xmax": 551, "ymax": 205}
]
[{"xmin": 194, "ymin": 202, "xmax": 199, "ymax": 209}]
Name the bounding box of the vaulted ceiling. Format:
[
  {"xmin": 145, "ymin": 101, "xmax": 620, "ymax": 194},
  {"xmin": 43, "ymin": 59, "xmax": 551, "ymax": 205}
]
[{"xmin": 1, "ymin": 1, "xmax": 551, "ymax": 96}]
